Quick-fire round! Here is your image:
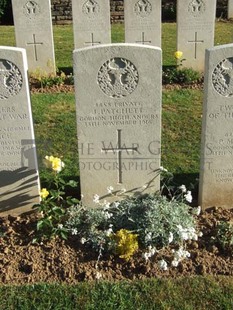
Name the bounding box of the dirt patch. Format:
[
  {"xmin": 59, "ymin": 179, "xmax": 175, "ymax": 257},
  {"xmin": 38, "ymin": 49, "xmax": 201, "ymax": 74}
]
[{"xmin": 0, "ymin": 207, "xmax": 232, "ymax": 285}]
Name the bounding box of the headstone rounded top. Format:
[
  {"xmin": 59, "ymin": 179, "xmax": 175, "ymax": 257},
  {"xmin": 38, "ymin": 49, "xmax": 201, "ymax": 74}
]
[
  {"xmin": 97, "ymin": 57, "xmax": 139, "ymax": 98},
  {"xmin": 212, "ymin": 57, "xmax": 233, "ymax": 97},
  {"xmin": 134, "ymin": 0, "xmax": 152, "ymax": 18},
  {"xmin": 0, "ymin": 59, "xmax": 23, "ymax": 100}
]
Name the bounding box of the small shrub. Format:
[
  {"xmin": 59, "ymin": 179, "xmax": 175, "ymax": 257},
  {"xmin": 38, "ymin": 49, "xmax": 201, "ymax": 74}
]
[
  {"xmin": 30, "ymin": 67, "xmax": 73, "ymax": 88},
  {"xmin": 65, "ymin": 193, "xmax": 200, "ymax": 261},
  {"xmin": 33, "ymin": 155, "xmax": 78, "ymax": 241},
  {"xmin": 212, "ymin": 221, "xmax": 233, "ymax": 254},
  {"xmin": 163, "ymin": 66, "xmax": 202, "ymax": 85}
]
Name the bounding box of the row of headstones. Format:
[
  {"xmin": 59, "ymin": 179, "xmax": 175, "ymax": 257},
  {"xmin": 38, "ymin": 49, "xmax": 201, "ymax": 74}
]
[
  {"xmin": 1, "ymin": 41, "xmax": 233, "ymax": 216},
  {"xmin": 12, "ymin": 0, "xmax": 218, "ymax": 73}
]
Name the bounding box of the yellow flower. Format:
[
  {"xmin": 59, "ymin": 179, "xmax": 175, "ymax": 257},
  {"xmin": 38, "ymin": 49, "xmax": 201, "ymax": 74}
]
[
  {"xmin": 45, "ymin": 155, "xmax": 65, "ymax": 173},
  {"xmin": 40, "ymin": 188, "xmax": 49, "ymax": 199},
  {"xmin": 174, "ymin": 51, "xmax": 183, "ymax": 60},
  {"xmin": 113, "ymin": 229, "xmax": 138, "ymax": 261}
]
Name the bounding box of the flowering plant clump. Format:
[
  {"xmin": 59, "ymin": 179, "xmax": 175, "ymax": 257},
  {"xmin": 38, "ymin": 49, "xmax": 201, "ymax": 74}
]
[
  {"xmin": 33, "ymin": 155, "xmax": 78, "ymax": 241},
  {"xmin": 162, "ymin": 50, "xmax": 201, "ymax": 85},
  {"xmin": 112, "ymin": 229, "xmax": 139, "ymax": 261},
  {"xmin": 65, "ymin": 172, "xmax": 201, "ymax": 265},
  {"xmin": 211, "ymin": 221, "xmax": 233, "ymax": 255}
]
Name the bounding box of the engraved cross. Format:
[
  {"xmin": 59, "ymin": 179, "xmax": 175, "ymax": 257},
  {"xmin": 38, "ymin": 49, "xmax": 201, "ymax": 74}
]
[
  {"xmin": 188, "ymin": 32, "xmax": 204, "ymax": 59},
  {"xmin": 101, "ymin": 129, "xmax": 138, "ymax": 184},
  {"xmin": 26, "ymin": 34, "xmax": 43, "ymax": 61},
  {"xmin": 136, "ymin": 32, "xmax": 151, "ymax": 45},
  {"xmin": 85, "ymin": 33, "xmax": 101, "ymax": 46}
]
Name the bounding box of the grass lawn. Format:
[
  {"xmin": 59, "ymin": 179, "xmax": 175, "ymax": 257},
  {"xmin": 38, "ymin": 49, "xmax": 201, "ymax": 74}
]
[{"xmin": 0, "ymin": 22, "xmax": 233, "ymax": 308}]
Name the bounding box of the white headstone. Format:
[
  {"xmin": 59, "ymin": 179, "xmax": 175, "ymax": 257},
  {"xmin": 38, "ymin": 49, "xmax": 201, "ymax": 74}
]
[
  {"xmin": 125, "ymin": 0, "xmax": 161, "ymax": 47},
  {"xmin": 177, "ymin": 0, "xmax": 217, "ymax": 72},
  {"xmin": 72, "ymin": 0, "xmax": 111, "ymax": 49},
  {"xmin": 11, "ymin": 0, "xmax": 56, "ymax": 74},
  {"xmin": 199, "ymin": 43, "xmax": 233, "ymax": 210},
  {"xmin": 0, "ymin": 46, "xmax": 40, "ymax": 216},
  {"xmin": 228, "ymin": 0, "xmax": 233, "ymax": 19},
  {"xmin": 73, "ymin": 44, "xmax": 162, "ymax": 207}
]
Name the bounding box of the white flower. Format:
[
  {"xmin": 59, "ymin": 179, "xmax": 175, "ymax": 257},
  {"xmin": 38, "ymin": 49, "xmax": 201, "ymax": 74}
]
[
  {"xmin": 159, "ymin": 166, "xmax": 168, "ymax": 172},
  {"xmin": 168, "ymin": 232, "xmax": 173, "ymax": 244},
  {"xmin": 171, "ymin": 259, "xmax": 179, "ymax": 267},
  {"xmin": 179, "ymin": 184, "xmax": 187, "ymax": 193},
  {"xmin": 158, "ymin": 259, "xmax": 168, "ymax": 271},
  {"xmin": 93, "ymin": 194, "xmax": 100, "ymax": 204},
  {"xmin": 57, "ymin": 224, "xmax": 63, "ymax": 229},
  {"xmin": 142, "ymin": 246, "xmax": 157, "ymax": 261},
  {"xmin": 80, "ymin": 237, "xmax": 87, "ymax": 244},
  {"xmin": 71, "ymin": 228, "xmax": 78, "ymax": 235},
  {"xmin": 103, "ymin": 201, "xmax": 111, "ymax": 210},
  {"xmin": 113, "ymin": 201, "xmax": 120, "ymax": 208},
  {"xmin": 95, "ymin": 271, "xmax": 102, "ymax": 280},
  {"xmin": 198, "ymin": 231, "xmax": 203, "ymax": 237},
  {"xmin": 192, "ymin": 206, "xmax": 201, "ymax": 216},
  {"xmin": 103, "ymin": 211, "xmax": 113, "ymax": 220},
  {"xmin": 145, "ymin": 232, "xmax": 152, "ymax": 243},
  {"xmin": 105, "ymin": 227, "xmax": 113, "ymax": 237},
  {"xmin": 184, "ymin": 190, "xmax": 192, "ymax": 203},
  {"xmin": 107, "ymin": 186, "xmax": 114, "ymax": 194}
]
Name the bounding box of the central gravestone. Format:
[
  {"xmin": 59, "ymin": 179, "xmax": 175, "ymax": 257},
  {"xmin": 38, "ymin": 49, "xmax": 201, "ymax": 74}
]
[
  {"xmin": 124, "ymin": 0, "xmax": 161, "ymax": 47},
  {"xmin": 12, "ymin": 0, "xmax": 56, "ymax": 74},
  {"xmin": 0, "ymin": 46, "xmax": 40, "ymax": 216},
  {"xmin": 177, "ymin": 0, "xmax": 216, "ymax": 71},
  {"xmin": 72, "ymin": 0, "xmax": 111, "ymax": 49},
  {"xmin": 73, "ymin": 44, "xmax": 161, "ymax": 207},
  {"xmin": 199, "ymin": 43, "xmax": 233, "ymax": 210}
]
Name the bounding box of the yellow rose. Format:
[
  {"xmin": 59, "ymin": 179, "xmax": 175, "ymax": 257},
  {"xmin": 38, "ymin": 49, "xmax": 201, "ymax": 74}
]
[
  {"xmin": 40, "ymin": 188, "xmax": 49, "ymax": 199},
  {"xmin": 51, "ymin": 157, "xmax": 65, "ymax": 173},
  {"xmin": 45, "ymin": 155, "xmax": 65, "ymax": 173},
  {"xmin": 174, "ymin": 51, "xmax": 183, "ymax": 60}
]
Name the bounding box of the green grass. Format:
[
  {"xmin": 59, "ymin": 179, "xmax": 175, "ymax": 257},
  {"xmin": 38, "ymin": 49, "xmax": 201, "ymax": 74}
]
[
  {"xmin": 1, "ymin": 21, "xmax": 233, "ymax": 68},
  {"xmin": 0, "ymin": 277, "xmax": 232, "ymax": 309}
]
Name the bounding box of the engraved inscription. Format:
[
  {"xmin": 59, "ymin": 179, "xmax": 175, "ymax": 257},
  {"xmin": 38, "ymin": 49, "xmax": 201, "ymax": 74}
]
[
  {"xmin": 97, "ymin": 58, "xmax": 139, "ymax": 98},
  {"xmin": 23, "ymin": 1, "xmax": 40, "ymax": 18},
  {"xmin": 134, "ymin": 0, "xmax": 152, "ymax": 18},
  {"xmin": 82, "ymin": 0, "xmax": 100, "ymax": 17},
  {"xmin": 101, "ymin": 129, "xmax": 138, "ymax": 183},
  {"xmin": 212, "ymin": 57, "xmax": 233, "ymax": 97},
  {"xmin": 188, "ymin": 0, "xmax": 205, "ymax": 16},
  {"xmin": 0, "ymin": 60, "xmax": 23, "ymax": 100}
]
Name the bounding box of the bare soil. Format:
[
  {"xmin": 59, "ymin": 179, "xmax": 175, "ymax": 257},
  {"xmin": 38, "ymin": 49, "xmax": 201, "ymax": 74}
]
[{"xmin": 0, "ymin": 207, "xmax": 232, "ymax": 285}]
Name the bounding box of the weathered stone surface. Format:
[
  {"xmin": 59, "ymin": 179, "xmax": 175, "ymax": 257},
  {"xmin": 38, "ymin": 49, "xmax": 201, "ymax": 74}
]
[
  {"xmin": 125, "ymin": 0, "xmax": 161, "ymax": 47},
  {"xmin": 0, "ymin": 46, "xmax": 40, "ymax": 216},
  {"xmin": 228, "ymin": 0, "xmax": 233, "ymax": 19},
  {"xmin": 72, "ymin": 0, "xmax": 111, "ymax": 48},
  {"xmin": 177, "ymin": 0, "xmax": 216, "ymax": 72},
  {"xmin": 74, "ymin": 44, "xmax": 161, "ymax": 207},
  {"xmin": 12, "ymin": 0, "xmax": 56, "ymax": 74},
  {"xmin": 199, "ymin": 43, "xmax": 233, "ymax": 210}
]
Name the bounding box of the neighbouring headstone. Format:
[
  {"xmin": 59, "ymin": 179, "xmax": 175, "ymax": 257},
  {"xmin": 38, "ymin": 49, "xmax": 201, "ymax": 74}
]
[
  {"xmin": 228, "ymin": 0, "xmax": 233, "ymax": 19},
  {"xmin": 11, "ymin": 0, "xmax": 56, "ymax": 74},
  {"xmin": 72, "ymin": 0, "xmax": 111, "ymax": 49},
  {"xmin": 74, "ymin": 44, "xmax": 162, "ymax": 207},
  {"xmin": 124, "ymin": 0, "xmax": 161, "ymax": 47},
  {"xmin": 199, "ymin": 43, "xmax": 233, "ymax": 210},
  {"xmin": 177, "ymin": 0, "xmax": 217, "ymax": 72},
  {"xmin": 0, "ymin": 46, "xmax": 40, "ymax": 216}
]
